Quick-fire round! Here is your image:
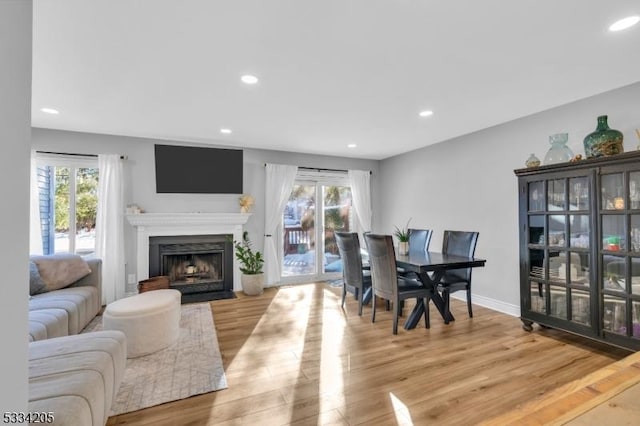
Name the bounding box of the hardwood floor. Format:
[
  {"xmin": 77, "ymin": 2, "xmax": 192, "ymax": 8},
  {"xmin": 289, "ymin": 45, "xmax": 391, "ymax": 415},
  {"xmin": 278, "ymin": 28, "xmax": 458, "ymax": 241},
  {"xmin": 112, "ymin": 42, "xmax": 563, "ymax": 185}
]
[
  {"xmin": 480, "ymin": 348, "xmax": 640, "ymax": 425},
  {"xmin": 107, "ymin": 282, "xmax": 630, "ymax": 425}
]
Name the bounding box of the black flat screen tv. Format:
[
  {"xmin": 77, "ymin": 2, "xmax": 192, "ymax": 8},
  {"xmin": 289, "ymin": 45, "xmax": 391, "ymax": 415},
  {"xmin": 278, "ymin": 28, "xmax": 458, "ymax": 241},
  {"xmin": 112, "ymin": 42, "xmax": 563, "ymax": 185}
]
[{"xmin": 154, "ymin": 144, "xmax": 243, "ymax": 194}]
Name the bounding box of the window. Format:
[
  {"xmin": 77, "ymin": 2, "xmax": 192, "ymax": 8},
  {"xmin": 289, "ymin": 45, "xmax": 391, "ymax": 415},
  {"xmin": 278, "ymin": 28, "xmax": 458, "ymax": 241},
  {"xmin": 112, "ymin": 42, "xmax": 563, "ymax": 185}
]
[
  {"xmin": 35, "ymin": 154, "xmax": 99, "ymax": 256},
  {"xmin": 282, "ymin": 170, "xmax": 354, "ymax": 282}
]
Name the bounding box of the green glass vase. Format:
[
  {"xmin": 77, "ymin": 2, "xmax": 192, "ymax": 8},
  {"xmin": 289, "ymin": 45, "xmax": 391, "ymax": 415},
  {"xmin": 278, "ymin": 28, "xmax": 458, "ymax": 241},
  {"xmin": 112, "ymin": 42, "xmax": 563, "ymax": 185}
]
[{"xmin": 583, "ymin": 115, "xmax": 624, "ymax": 158}]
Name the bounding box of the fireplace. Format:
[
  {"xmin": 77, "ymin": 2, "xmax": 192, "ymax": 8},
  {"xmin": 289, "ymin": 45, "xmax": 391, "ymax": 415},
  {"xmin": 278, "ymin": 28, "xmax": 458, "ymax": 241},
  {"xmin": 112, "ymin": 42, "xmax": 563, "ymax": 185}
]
[
  {"xmin": 126, "ymin": 212, "xmax": 251, "ymax": 300},
  {"xmin": 149, "ymin": 234, "xmax": 234, "ymax": 303}
]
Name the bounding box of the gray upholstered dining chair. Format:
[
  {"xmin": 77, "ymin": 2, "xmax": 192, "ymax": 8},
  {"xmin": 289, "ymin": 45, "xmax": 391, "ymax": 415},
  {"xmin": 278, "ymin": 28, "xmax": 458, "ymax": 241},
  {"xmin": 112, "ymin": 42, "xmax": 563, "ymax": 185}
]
[
  {"xmin": 398, "ymin": 228, "xmax": 433, "ymax": 279},
  {"xmin": 364, "ymin": 233, "xmax": 433, "ymax": 334},
  {"xmin": 436, "ymin": 230, "xmax": 479, "ymax": 322},
  {"xmin": 408, "ymin": 228, "xmax": 433, "ymax": 255},
  {"xmin": 335, "ymin": 232, "xmax": 371, "ymax": 316}
]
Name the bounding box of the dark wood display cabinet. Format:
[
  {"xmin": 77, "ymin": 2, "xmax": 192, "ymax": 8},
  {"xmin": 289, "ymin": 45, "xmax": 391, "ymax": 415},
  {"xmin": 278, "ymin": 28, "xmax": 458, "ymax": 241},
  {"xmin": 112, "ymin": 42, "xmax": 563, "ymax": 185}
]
[{"xmin": 515, "ymin": 150, "xmax": 640, "ymax": 351}]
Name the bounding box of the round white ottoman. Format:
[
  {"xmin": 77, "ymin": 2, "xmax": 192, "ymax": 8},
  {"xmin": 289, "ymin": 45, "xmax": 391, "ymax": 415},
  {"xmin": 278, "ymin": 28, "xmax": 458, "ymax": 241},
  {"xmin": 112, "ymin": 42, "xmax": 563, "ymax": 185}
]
[{"xmin": 103, "ymin": 289, "xmax": 181, "ymax": 358}]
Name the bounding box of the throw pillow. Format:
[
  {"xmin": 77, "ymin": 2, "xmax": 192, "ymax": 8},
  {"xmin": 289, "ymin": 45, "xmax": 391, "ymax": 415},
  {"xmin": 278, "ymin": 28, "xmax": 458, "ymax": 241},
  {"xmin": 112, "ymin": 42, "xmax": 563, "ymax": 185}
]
[
  {"xmin": 30, "ymin": 253, "xmax": 92, "ymax": 292},
  {"xmin": 29, "ymin": 261, "xmax": 47, "ymax": 295}
]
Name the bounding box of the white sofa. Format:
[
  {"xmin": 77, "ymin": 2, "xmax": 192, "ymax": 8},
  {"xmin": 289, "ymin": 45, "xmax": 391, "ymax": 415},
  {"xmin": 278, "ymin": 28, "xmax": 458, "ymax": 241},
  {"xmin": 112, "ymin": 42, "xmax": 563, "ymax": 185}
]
[
  {"xmin": 28, "ymin": 331, "xmax": 127, "ymax": 426},
  {"xmin": 28, "ymin": 257, "xmax": 103, "ymax": 341},
  {"xmin": 27, "ymin": 255, "xmax": 127, "ymax": 426}
]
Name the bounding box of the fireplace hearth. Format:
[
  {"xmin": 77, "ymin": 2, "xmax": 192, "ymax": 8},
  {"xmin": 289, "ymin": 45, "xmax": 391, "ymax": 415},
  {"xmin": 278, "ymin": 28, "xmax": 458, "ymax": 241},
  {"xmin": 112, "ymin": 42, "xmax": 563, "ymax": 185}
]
[{"xmin": 149, "ymin": 234, "xmax": 235, "ymax": 303}]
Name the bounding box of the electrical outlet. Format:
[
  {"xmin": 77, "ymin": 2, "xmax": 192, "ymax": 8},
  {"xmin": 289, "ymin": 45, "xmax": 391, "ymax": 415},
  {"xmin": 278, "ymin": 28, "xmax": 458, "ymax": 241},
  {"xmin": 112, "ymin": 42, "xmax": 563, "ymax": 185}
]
[{"xmin": 127, "ymin": 274, "xmax": 136, "ymax": 284}]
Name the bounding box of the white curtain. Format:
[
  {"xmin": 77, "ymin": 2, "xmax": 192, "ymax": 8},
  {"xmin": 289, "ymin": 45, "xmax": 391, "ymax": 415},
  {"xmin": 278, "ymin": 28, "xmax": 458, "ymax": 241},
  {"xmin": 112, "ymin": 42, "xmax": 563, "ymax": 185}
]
[
  {"xmin": 95, "ymin": 154, "xmax": 125, "ymax": 304},
  {"xmin": 264, "ymin": 163, "xmax": 298, "ymax": 285},
  {"xmin": 348, "ymin": 169, "xmax": 372, "ymax": 234},
  {"xmin": 29, "ymin": 151, "xmax": 43, "ymax": 255}
]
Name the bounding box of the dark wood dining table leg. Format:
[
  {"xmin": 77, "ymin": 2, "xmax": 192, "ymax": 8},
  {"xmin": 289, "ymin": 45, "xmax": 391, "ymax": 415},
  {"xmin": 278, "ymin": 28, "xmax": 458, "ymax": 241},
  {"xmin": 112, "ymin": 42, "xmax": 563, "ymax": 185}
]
[
  {"xmin": 362, "ymin": 287, "xmax": 372, "ymax": 305},
  {"xmin": 404, "ymin": 299, "xmax": 426, "ymax": 329},
  {"xmin": 432, "ymin": 292, "xmax": 455, "ymax": 324},
  {"xmin": 404, "ymin": 271, "xmax": 455, "ymax": 329}
]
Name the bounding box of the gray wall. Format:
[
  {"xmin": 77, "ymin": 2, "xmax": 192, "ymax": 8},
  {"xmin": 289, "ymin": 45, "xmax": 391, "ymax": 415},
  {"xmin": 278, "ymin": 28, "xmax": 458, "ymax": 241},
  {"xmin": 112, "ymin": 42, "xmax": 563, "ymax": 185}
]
[
  {"xmin": 31, "ymin": 129, "xmax": 379, "ymax": 291},
  {"xmin": 0, "ymin": 0, "xmax": 31, "ymax": 411},
  {"xmin": 29, "ymin": 80, "xmax": 640, "ymax": 312},
  {"xmin": 377, "ymin": 81, "xmax": 640, "ymax": 314}
]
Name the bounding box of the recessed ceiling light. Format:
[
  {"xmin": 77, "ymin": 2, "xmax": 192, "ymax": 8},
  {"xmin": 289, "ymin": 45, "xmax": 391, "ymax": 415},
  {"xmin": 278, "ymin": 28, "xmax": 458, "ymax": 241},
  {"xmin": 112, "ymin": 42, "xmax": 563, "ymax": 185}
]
[
  {"xmin": 41, "ymin": 108, "xmax": 59, "ymax": 114},
  {"xmin": 419, "ymin": 110, "xmax": 434, "ymax": 117},
  {"xmin": 609, "ymin": 16, "xmax": 640, "ymax": 32},
  {"xmin": 347, "ymin": 144, "xmax": 357, "ymax": 149},
  {"xmin": 241, "ymin": 75, "xmax": 259, "ymax": 85},
  {"xmin": 220, "ymin": 128, "xmax": 232, "ymax": 134}
]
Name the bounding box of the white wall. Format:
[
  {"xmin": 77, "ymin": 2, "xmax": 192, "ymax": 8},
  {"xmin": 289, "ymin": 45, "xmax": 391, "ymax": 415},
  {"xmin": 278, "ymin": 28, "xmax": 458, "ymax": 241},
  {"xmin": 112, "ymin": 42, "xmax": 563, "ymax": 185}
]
[
  {"xmin": 377, "ymin": 81, "xmax": 640, "ymax": 315},
  {"xmin": 31, "ymin": 129, "xmax": 379, "ymax": 291},
  {"xmin": 0, "ymin": 0, "xmax": 31, "ymax": 412}
]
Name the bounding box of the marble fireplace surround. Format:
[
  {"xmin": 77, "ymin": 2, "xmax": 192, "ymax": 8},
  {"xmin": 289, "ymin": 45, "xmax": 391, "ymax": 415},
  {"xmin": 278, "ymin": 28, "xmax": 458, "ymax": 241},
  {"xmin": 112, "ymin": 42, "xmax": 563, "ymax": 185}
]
[{"xmin": 126, "ymin": 213, "xmax": 251, "ymax": 292}]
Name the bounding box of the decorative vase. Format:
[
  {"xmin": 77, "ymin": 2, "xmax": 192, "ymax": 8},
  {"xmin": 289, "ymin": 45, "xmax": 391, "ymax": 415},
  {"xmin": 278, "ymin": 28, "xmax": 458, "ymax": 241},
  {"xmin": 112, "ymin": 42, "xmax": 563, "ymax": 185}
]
[
  {"xmin": 398, "ymin": 241, "xmax": 409, "ymax": 256},
  {"xmin": 525, "ymin": 153, "xmax": 541, "ymax": 168},
  {"xmin": 543, "ymin": 133, "xmax": 573, "ymax": 165},
  {"xmin": 583, "ymin": 115, "xmax": 624, "ymax": 158}
]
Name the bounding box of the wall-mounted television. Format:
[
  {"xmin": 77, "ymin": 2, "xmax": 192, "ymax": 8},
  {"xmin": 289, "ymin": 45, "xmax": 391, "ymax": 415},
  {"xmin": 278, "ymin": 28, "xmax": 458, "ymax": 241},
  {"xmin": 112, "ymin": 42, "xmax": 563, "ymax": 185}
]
[{"xmin": 154, "ymin": 144, "xmax": 243, "ymax": 194}]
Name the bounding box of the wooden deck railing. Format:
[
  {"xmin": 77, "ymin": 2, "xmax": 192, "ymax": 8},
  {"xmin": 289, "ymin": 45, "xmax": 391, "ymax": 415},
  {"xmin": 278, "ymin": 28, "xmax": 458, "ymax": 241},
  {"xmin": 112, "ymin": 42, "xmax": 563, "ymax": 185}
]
[{"xmin": 284, "ymin": 226, "xmax": 312, "ymax": 255}]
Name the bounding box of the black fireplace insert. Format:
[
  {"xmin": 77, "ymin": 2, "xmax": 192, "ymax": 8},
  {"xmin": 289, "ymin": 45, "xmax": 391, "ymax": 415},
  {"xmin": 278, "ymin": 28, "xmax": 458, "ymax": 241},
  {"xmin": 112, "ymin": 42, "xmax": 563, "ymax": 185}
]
[{"xmin": 148, "ymin": 234, "xmax": 235, "ymax": 303}]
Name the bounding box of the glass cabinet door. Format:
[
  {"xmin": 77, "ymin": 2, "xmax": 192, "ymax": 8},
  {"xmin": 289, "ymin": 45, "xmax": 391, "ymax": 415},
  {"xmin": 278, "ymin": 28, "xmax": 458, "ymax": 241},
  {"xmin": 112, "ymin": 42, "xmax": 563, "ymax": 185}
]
[
  {"xmin": 526, "ymin": 174, "xmax": 592, "ymax": 327},
  {"xmin": 600, "ymin": 170, "xmax": 640, "ymax": 341},
  {"xmin": 518, "ymin": 152, "xmax": 640, "ymax": 350}
]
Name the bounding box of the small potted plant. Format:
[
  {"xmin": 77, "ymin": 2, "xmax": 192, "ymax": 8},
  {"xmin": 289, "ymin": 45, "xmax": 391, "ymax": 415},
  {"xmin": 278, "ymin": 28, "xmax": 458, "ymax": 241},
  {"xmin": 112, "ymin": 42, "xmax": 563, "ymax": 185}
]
[
  {"xmin": 231, "ymin": 231, "xmax": 265, "ymax": 295},
  {"xmin": 393, "ymin": 218, "xmax": 411, "ymax": 255}
]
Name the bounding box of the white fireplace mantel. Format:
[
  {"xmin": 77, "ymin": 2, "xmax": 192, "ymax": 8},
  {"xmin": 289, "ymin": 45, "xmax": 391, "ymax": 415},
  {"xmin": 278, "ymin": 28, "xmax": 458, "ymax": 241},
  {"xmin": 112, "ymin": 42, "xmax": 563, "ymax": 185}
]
[{"xmin": 126, "ymin": 212, "xmax": 251, "ymax": 292}]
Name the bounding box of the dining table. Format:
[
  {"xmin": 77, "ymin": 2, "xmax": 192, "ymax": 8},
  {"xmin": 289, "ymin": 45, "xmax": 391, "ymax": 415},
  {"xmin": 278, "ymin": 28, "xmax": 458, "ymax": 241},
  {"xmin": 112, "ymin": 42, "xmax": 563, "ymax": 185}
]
[{"xmin": 394, "ymin": 251, "xmax": 486, "ymax": 329}]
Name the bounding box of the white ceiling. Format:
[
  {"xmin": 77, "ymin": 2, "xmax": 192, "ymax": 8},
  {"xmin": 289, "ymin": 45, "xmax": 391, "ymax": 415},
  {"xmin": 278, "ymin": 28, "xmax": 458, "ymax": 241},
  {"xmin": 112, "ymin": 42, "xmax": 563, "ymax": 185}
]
[{"xmin": 32, "ymin": 1, "xmax": 640, "ymax": 160}]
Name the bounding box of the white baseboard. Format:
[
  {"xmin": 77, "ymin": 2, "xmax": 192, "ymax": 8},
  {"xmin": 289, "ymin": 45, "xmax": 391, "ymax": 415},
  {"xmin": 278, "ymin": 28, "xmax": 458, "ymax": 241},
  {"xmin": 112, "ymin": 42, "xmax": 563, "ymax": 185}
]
[{"xmin": 450, "ymin": 293, "xmax": 520, "ymax": 317}]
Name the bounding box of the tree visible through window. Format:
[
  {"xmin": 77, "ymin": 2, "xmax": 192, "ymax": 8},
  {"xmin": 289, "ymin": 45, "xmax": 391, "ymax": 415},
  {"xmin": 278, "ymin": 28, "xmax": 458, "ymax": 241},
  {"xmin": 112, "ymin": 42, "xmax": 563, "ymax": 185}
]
[{"xmin": 36, "ymin": 155, "xmax": 99, "ymax": 256}]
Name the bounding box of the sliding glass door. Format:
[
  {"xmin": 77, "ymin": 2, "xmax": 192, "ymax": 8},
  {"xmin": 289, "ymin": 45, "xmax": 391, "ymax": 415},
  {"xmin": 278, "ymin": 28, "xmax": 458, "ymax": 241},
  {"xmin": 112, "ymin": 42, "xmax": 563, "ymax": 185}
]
[
  {"xmin": 283, "ymin": 183, "xmax": 317, "ymax": 277},
  {"xmin": 281, "ymin": 173, "xmax": 354, "ymax": 283}
]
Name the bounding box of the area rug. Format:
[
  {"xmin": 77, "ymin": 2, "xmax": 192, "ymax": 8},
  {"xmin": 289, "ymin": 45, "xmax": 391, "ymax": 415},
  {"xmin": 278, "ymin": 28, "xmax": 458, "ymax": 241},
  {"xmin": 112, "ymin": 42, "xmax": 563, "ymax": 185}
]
[{"xmin": 83, "ymin": 302, "xmax": 227, "ymax": 415}]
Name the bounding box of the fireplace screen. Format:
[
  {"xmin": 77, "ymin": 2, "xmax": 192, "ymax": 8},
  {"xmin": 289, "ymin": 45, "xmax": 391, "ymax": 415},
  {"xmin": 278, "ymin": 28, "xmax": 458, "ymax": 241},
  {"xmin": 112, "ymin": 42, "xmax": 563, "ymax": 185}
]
[
  {"xmin": 149, "ymin": 235, "xmax": 234, "ymax": 302},
  {"xmin": 159, "ymin": 241, "xmax": 225, "ymax": 288},
  {"xmin": 163, "ymin": 252, "xmax": 223, "ymax": 285}
]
